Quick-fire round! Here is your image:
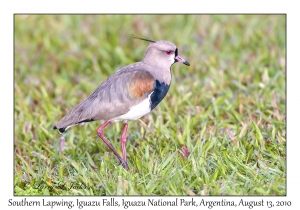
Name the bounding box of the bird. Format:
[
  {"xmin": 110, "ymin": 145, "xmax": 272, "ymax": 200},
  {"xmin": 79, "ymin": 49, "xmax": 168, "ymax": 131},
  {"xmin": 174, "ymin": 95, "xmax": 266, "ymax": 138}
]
[{"xmin": 53, "ymin": 35, "xmax": 190, "ymax": 170}]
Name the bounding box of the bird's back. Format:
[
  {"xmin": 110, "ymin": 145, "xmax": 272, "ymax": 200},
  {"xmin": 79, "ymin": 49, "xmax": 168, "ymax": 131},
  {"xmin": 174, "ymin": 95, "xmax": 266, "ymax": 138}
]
[{"xmin": 54, "ymin": 62, "xmax": 156, "ymax": 131}]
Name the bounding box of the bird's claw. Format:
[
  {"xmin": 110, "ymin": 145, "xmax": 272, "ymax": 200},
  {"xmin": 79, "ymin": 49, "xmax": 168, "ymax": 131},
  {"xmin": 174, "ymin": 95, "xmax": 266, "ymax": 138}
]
[{"xmin": 121, "ymin": 160, "xmax": 129, "ymax": 170}]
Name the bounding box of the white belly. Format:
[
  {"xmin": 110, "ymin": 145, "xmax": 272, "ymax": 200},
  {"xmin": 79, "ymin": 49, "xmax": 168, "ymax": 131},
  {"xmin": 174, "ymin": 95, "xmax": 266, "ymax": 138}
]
[{"xmin": 110, "ymin": 93, "xmax": 152, "ymax": 122}]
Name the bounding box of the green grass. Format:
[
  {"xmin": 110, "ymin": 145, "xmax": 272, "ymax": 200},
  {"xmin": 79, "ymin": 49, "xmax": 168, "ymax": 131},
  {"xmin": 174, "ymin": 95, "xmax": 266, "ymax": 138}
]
[{"xmin": 14, "ymin": 15, "xmax": 286, "ymax": 195}]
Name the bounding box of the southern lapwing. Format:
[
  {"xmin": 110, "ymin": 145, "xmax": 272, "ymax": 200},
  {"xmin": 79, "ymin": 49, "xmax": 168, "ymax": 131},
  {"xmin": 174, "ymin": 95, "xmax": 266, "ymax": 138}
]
[{"xmin": 53, "ymin": 35, "xmax": 190, "ymax": 170}]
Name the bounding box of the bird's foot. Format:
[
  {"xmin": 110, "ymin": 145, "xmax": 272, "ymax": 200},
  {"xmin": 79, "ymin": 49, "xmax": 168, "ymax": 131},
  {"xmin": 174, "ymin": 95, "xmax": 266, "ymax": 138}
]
[{"xmin": 121, "ymin": 160, "xmax": 129, "ymax": 170}]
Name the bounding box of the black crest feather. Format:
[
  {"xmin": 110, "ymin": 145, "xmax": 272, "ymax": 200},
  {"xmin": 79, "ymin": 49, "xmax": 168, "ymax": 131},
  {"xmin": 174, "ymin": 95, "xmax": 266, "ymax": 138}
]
[{"xmin": 131, "ymin": 34, "xmax": 156, "ymax": 43}]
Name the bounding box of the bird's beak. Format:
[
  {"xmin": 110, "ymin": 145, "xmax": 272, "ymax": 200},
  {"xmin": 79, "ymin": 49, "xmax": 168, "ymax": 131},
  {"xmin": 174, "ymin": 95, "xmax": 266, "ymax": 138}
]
[{"xmin": 175, "ymin": 55, "xmax": 190, "ymax": 66}]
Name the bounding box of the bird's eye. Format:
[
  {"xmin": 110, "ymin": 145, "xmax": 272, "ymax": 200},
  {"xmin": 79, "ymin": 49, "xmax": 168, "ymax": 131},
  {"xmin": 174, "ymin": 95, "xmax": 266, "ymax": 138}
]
[{"xmin": 165, "ymin": 50, "xmax": 173, "ymax": 55}]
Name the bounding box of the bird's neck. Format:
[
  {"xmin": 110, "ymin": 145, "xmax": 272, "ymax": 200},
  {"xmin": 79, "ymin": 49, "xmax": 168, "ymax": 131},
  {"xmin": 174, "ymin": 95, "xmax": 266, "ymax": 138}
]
[{"xmin": 142, "ymin": 60, "xmax": 172, "ymax": 85}]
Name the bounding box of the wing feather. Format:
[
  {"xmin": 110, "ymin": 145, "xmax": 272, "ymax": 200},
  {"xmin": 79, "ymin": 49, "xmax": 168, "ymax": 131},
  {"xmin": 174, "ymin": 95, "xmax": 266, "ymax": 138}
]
[{"xmin": 54, "ymin": 69, "xmax": 155, "ymax": 131}]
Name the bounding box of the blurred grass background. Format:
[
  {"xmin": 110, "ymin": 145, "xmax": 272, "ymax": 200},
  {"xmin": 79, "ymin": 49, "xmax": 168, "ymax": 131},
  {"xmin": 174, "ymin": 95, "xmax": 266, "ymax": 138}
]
[{"xmin": 14, "ymin": 15, "xmax": 286, "ymax": 195}]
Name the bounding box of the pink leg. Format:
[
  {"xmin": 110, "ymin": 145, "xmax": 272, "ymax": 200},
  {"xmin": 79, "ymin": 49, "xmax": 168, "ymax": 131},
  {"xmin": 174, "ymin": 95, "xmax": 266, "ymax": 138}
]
[
  {"xmin": 97, "ymin": 121, "xmax": 128, "ymax": 170},
  {"xmin": 121, "ymin": 123, "xmax": 128, "ymax": 162}
]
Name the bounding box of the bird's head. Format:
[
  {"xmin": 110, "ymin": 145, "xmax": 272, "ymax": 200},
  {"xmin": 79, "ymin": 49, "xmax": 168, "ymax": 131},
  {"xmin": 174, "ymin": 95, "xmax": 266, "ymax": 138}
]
[{"xmin": 132, "ymin": 35, "xmax": 190, "ymax": 68}]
